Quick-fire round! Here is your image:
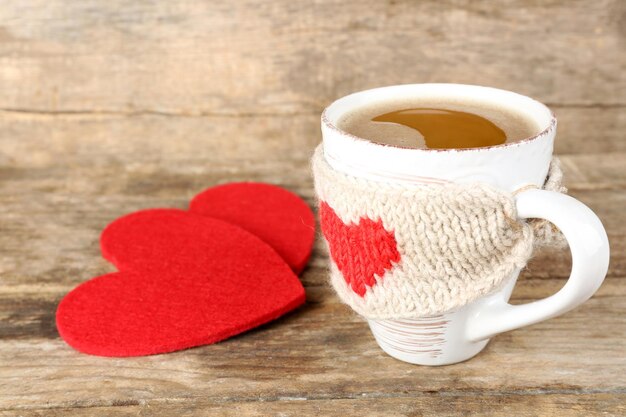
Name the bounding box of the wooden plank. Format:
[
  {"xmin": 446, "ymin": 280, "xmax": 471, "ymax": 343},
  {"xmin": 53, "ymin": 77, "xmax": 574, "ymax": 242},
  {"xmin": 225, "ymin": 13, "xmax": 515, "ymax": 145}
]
[
  {"xmin": 1, "ymin": 275, "xmax": 624, "ymax": 338},
  {"xmin": 0, "ymin": 180, "xmax": 626, "ymax": 286},
  {"xmin": 1, "ymin": 110, "xmax": 625, "ymax": 176},
  {"xmin": 0, "ymin": 279, "xmax": 624, "ymax": 410},
  {"xmin": 0, "ymin": 0, "xmax": 623, "ymax": 115},
  {"xmin": 2, "ymin": 394, "xmax": 625, "ymax": 416},
  {"xmin": 1, "ymin": 114, "xmax": 624, "ymax": 184},
  {"xmin": 1, "ymin": 152, "xmax": 624, "ymax": 289},
  {"xmin": 0, "ymin": 187, "xmax": 623, "ymax": 288}
]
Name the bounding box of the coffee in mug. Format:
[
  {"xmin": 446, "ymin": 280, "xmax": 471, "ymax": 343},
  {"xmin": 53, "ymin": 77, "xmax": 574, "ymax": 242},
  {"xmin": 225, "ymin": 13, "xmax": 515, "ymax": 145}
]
[{"xmin": 337, "ymin": 97, "xmax": 541, "ymax": 149}]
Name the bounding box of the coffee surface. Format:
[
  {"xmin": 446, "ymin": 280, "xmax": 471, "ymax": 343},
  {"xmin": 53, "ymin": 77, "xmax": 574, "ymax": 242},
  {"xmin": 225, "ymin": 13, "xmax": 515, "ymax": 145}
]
[{"xmin": 337, "ymin": 99, "xmax": 540, "ymax": 149}]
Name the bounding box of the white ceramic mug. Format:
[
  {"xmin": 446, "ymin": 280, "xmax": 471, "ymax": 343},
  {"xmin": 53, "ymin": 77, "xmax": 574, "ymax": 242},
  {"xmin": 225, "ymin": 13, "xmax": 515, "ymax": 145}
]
[{"xmin": 321, "ymin": 84, "xmax": 610, "ymax": 366}]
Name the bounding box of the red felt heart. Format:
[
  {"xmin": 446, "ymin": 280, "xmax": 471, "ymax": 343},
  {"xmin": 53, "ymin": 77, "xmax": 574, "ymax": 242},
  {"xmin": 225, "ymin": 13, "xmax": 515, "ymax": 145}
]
[
  {"xmin": 319, "ymin": 202, "xmax": 401, "ymax": 296},
  {"xmin": 56, "ymin": 209, "xmax": 305, "ymax": 357},
  {"xmin": 190, "ymin": 182, "xmax": 316, "ymax": 274}
]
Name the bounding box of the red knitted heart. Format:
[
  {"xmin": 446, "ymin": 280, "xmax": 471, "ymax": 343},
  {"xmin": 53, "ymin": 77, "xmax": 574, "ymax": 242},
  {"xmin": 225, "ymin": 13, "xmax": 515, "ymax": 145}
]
[
  {"xmin": 319, "ymin": 202, "xmax": 401, "ymax": 297},
  {"xmin": 56, "ymin": 209, "xmax": 305, "ymax": 357}
]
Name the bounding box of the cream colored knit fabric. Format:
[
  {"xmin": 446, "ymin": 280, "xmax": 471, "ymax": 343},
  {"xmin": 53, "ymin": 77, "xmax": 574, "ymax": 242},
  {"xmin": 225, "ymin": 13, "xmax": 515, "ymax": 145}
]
[{"xmin": 312, "ymin": 146, "xmax": 566, "ymax": 319}]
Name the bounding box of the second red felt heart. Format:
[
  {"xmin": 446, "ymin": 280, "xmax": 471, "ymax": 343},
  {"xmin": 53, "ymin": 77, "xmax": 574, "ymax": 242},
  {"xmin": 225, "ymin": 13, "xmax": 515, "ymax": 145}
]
[{"xmin": 190, "ymin": 182, "xmax": 316, "ymax": 274}]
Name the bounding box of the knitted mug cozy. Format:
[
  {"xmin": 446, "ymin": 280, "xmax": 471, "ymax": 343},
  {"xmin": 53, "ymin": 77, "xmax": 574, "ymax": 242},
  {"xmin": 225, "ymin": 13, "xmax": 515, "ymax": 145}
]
[{"xmin": 312, "ymin": 145, "xmax": 566, "ymax": 319}]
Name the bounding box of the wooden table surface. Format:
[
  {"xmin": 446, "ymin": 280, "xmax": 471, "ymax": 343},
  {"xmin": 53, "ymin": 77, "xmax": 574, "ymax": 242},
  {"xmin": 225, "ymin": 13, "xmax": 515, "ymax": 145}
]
[{"xmin": 0, "ymin": 1, "xmax": 624, "ymax": 415}]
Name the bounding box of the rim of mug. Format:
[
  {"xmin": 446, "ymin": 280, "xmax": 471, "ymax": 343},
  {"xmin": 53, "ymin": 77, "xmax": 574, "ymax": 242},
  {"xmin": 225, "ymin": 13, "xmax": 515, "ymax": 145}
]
[{"xmin": 321, "ymin": 83, "xmax": 557, "ymax": 153}]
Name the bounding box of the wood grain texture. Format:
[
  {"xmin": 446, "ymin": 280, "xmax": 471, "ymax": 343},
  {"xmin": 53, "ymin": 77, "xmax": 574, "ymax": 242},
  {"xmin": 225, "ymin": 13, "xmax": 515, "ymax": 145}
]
[
  {"xmin": 1, "ymin": 107, "xmax": 626, "ymax": 165},
  {"xmin": 1, "ymin": 151, "xmax": 624, "ymax": 289},
  {"xmin": 0, "ymin": 0, "xmax": 623, "ymax": 114},
  {"xmin": 0, "ymin": 0, "xmax": 624, "ymax": 415},
  {"xmin": 1, "ymin": 394, "xmax": 625, "ymax": 417},
  {"xmin": 0, "ymin": 148, "xmax": 624, "ymax": 415},
  {"xmin": 0, "ymin": 279, "xmax": 625, "ymax": 413}
]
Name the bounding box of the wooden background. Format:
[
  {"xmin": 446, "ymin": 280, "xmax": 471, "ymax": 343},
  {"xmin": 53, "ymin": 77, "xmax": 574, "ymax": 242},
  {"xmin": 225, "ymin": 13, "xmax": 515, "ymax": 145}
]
[{"xmin": 0, "ymin": 0, "xmax": 624, "ymax": 415}]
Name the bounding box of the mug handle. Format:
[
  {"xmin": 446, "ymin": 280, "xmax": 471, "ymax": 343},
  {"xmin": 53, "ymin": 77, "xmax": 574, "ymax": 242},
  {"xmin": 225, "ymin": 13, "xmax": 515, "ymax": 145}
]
[{"xmin": 466, "ymin": 188, "xmax": 610, "ymax": 342}]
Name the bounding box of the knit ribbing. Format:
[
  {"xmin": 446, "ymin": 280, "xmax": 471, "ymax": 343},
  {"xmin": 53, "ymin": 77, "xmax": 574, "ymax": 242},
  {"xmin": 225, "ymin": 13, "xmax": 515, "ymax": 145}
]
[{"xmin": 312, "ymin": 145, "xmax": 566, "ymax": 319}]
